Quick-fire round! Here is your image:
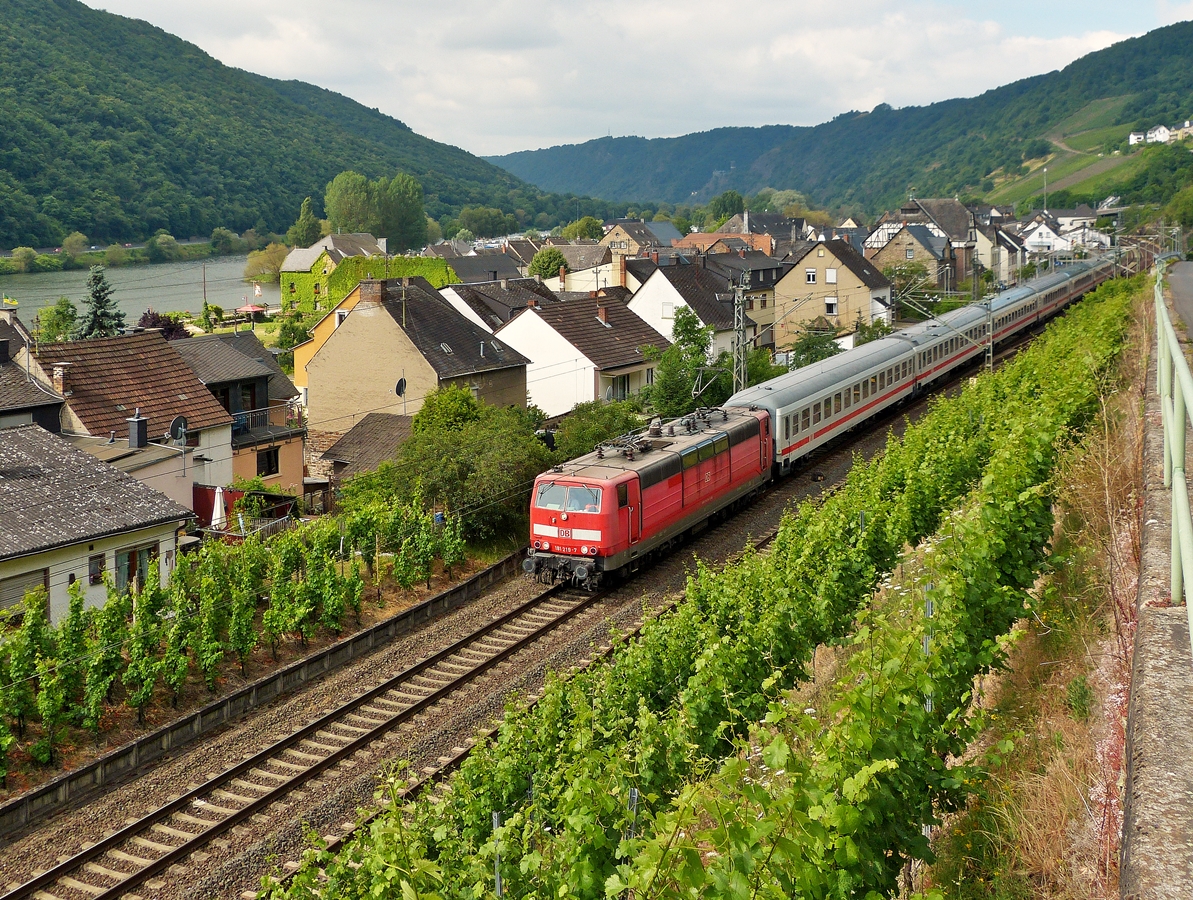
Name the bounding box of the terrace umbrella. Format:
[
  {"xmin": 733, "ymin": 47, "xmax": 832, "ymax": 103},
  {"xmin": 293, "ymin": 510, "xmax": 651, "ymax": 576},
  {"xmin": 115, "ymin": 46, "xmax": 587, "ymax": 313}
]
[
  {"xmin": 211, "ymin": 485, "xmax": 227, "ymax": 531},
  {"xmin": 236, "ymin": 303, "xmax": 266, "ymax": 329}
]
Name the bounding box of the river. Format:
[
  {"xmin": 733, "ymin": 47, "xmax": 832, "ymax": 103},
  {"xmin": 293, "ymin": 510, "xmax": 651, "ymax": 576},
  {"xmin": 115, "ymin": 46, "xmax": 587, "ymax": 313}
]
[{"xmin": 0, "ymin": 255, "xmax": 281, "ymax": 325}]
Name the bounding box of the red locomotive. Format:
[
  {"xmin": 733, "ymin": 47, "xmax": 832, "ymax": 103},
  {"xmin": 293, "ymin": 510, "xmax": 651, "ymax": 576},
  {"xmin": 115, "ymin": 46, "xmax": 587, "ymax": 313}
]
[{"xmin": 523, "ymin": 407, "xmax": 772, "ymax": 587}]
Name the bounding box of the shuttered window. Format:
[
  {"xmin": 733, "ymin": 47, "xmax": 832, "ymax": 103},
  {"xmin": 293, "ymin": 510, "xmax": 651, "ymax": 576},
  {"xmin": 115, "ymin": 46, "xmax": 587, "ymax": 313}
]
[{"xmin": 0, "ymin": 569, "xmax": 48, "ymax": 611}]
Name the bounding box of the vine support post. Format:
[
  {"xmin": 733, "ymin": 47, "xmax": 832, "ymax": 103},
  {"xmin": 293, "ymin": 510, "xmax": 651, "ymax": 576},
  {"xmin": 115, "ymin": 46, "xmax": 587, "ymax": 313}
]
[
  {"xmin": 923, "ymin": 583, "xmax": 934, "ymax": 715},
  {"xmin": 493, "ymin": 811, "xmax": 503, "ymax": 898}
]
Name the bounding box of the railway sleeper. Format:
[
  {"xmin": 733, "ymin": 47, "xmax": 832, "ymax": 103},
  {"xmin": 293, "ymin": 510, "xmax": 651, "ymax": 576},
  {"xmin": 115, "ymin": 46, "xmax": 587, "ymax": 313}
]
[
  {"xmin": 283, "ymin": 748, "xmax": 325, "ymax": 764},
  {"xmin": 152, "ymin": 823, "xmax": 200, "ymax": 841},
  {"xmin": 83, "ymin": 863, "xmax": 127, "ymax": 882},
  {"xmin": 106, "ymin": 848, "xmax": 155, "ymax": 866},
  {"xmin": 129, "ymin": 835, "xmax": 175, "ymax": 853},
  {"xmin": 58, "ymin": 876, "xmax": 107, "ymax": 896}
]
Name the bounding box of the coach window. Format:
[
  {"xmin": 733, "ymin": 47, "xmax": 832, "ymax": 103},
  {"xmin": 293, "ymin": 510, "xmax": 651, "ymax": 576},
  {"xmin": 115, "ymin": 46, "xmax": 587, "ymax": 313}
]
[
  {"xmin": 843, "ymin": 388, "xmax": 852, "ymax": 410},
  {"xmin": 861, "ymin": 378, "xmax": 869, "ymax": 399},
  {"xmin": 566, "ymin": 486, "xmax": 602, "ymax": 513},
  {"xmin": 834, "ymin": 392, "xmax": 842, "ymax": 414},
  {"xmin": 792, "ymin": 414, "xmax": 800, "ymax": 435},
  {"xmin": 536, "ymin": 483, "xmax": 567, "ymax": 510},
  {"xmin": 801, "ymin": 408, "xmax": 810, "ymax": 430},
  {"xmin": 870, "ymin": 375, "xmax": 878, "ymax": 394},
  {"xmin": 784, "ymin": 416, "xmax": 791, "ymax": 441},
  {"xmin": 878, "ymin": 371, "xmax": 885, "ymax": 390},
  {"xmin": 617, "ymin": 483, "xmax": 629, "ymax": 508},
  {"xmin": 853, "ymin": 383, "xmax": 861, "ymax": 404},
  {"xmin": 812, "ymin": 404, "xmax": 821, "ymax": 425}
]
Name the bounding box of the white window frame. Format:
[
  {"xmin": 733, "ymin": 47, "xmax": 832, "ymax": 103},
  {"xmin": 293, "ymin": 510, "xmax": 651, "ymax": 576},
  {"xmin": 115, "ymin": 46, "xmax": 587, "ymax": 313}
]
[
  {"xmin": 661, "ymin": 301, "xmax": 675, "ymax": 319},
  {"xmin": 825, "ymin": 297, "xmax": 838, "ymax": 316},
  {"xmin": 805, "ymin": 268, "xmax": 817, "ymax": 284},
  {"xmin": 905, "ymin": 248, "xmax": 915, "ymax": 259}
]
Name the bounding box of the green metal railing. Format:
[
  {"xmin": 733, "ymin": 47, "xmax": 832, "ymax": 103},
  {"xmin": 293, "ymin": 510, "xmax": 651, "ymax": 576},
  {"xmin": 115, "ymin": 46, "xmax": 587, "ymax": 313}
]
[{"xmin": 1155, "ymin": 260, "xmax": 1193, "ymax": 637}]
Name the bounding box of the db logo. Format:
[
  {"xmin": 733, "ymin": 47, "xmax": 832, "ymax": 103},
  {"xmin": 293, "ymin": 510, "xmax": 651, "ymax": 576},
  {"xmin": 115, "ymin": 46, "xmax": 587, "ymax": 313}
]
[
  {"xmin": 704, "ymin": 473, "xmax": 711, "ymax": 482},
  {"xmin": 559, "ymin": 528, "xmax": 572, "ymax": 539}
]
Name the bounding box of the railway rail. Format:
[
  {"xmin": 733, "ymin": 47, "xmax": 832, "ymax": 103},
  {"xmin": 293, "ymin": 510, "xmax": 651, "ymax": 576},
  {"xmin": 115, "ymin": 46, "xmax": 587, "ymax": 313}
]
[
  {"xmin": 2, "ymin": 310, "xmax": 1051, "ymax": 900},
  {"xmin": 2, "ymin": 585, "xmax": 603, "ymax": 900}
]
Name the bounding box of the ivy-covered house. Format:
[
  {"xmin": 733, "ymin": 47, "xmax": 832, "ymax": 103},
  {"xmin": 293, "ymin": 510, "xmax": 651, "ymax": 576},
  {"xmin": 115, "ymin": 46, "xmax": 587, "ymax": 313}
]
[{"xmin": 280, "ymin": 234, "xmax": 457, "ymax": 315}]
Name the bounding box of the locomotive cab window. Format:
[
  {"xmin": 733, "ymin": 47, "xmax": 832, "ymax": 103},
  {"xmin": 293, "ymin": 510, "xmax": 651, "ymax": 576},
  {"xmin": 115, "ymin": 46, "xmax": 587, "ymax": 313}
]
[
  {"xmin": 617, "ymin": 483, "xmax": 629, "ymax": 507},
  {"xmin": 536, "ymin": 483, "xmax": 567, "ymax": 510},
  {"xmin": 566, "ymin": 486, "xmax": 602, "ymax": 513}
]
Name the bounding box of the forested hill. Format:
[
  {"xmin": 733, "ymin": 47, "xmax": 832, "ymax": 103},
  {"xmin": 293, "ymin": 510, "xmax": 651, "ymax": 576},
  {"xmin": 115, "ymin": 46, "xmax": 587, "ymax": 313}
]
[
  {"xmin": 0, "ymin": 0, "xmax": 588, "ymax": 246},
  {"xmin": 489, "ymin": 21, "xmax": 1193, "ymax": 213}
]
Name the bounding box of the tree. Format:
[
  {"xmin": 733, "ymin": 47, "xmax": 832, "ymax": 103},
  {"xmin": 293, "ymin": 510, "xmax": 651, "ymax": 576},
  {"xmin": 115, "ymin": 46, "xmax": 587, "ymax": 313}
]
[
  {"xmin": 439, "ymin": 515, "xmax": 466, "ymax": 581},
  {"xmin": 853, "ymin": 315, "xmax": 893, "ymax": 346},
  {"xmin": 414, "ymin": 384, "xmax": 483, "ymax": 433},
  {"xmin": 457, "ymin": 206, "xmax": 514, "ymax": 238},
  {"xmin": 145, "ymin": 232, "xmax": 181, "ymax": 262},
  {"xmin": 61, "ymin": 231, "xmax": 88, "ymax": 260},
  {"xmin": 286, "ymin": 197, "xmax": 323, "ymax": 249},
  {"xmin": 36, "ymin": 296, "xmax": 77, "ymax": 342},
  {"xmin": 210, "ymin": 226, "xmax": 241, "ymax": 254},
  {"xmin": 529, "ymin": 247, "xmax": 568, "ymax": 279},
  {"xmin": 426, "ymin": 218, "xmax": 444, "ymax": 244},
  {"xmin": 138, "ymin": 308, "xmax": 190, "ymax": 340},
  {"xmin": 75, "ymin": 266, "xmax": 125, "ymax": 338},
  {"xmin": 104, "ymin": 244, "xmax": 127, "ymax": 267},
  {"xmin": 708, "ymin": 191, "xmax": 745, "ymax": 219},
  {"xmin": 786, "ymin": 329, "xmax": 842, "ymax": 369},
  {"xmin": 453, "ymin": 228, "xmax": 476, "ymax": 243},
  {"xmin": 561, "ymin": 216, "xmax": 603, "ymax": 241},
  {"xmin": 376, "ymin": 174, "xmax": 428, "ymax": 251},
  {"xmin": 643, "ymin": 306, "xmax": 714, "ymax": 418},
  {"xmin": 276, "ymin": 313, "xmax": 310, "ymax": 371},
  {"xmin": 244, "ymin": 242, "xmax": 288, "ymax": 281},
  {"xmin": 554, "ymin": 400, "xmax": 642, "ymax": 460},
  {"xmin": 325, "ymin": 171, "xmax": 376, "ymax": 234},
  {"xmin": 672, "ymin": 216, "xmax": 693, "ymax": 236},
  {"xmin": 11, "ymin": 247, "xmax": 36, "ymax": 273}
]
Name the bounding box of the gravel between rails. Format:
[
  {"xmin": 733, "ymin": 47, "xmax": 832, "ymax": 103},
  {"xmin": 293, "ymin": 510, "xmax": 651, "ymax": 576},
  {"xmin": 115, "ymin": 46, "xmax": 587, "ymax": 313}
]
[{"xmin": 2, "ymin": 361, "xmax": 983, "ymax": 900}]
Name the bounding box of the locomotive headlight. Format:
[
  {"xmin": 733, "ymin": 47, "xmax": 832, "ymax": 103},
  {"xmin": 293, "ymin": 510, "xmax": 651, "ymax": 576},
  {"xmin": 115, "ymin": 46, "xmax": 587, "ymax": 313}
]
[
  {"xmin": 542, "ymin": 542, "xmax": 550, "ymax": 551},
  {"xmin": 580, "ymin": 545, "xmax": 588, "ymax": 554}
]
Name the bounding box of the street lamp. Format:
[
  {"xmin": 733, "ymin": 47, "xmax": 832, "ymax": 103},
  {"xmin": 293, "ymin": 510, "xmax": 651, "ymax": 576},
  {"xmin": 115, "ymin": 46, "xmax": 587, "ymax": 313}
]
[{"xmin": 1043, "ymin": 166, "xmax": 1048, "ymax": 213}]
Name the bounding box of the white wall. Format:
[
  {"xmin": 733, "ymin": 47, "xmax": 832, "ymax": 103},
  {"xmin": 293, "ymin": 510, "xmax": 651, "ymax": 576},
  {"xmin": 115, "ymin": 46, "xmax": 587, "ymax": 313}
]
[
  {"xmin": 628, "ymin": 272, "xmax": 685, "ymax": 345},
  {"xmin": 497, "ymin": 311, "xmax": 596, "ymax": 418},
  {"xmin": 0, "ymin": 524, "xmax": 181, "ymax": 623},
  {"xmin": 439, "ymin": 286, "xmax": 494, "ymax": 332},
  {"xmin": 544, "ymin": 262, "xmax": 618, "ymax": 293},
  {"xmin": 194, "ymin": 424, "xmax": 234, "ymax": 487}
]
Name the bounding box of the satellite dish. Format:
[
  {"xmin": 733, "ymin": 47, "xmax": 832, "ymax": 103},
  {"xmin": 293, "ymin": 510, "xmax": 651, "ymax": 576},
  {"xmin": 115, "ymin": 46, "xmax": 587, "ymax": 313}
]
[
  {"xmin": 395, "ymin": 377, "xmax": 407, "ymax": 397},
  {"xmin": 169, "ymin": 415, "xmax": 188, "ymax": 442}
]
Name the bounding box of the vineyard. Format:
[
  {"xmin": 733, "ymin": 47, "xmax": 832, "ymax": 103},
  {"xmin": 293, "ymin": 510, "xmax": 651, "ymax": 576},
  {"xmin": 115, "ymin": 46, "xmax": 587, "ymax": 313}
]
[
  {"xmin": 263, "ymin": 274, "xmax": 1144, "ymax": 899},
  {"xmin": 0, "ymin": 498, "xmax": 466, "ymax": 789}
]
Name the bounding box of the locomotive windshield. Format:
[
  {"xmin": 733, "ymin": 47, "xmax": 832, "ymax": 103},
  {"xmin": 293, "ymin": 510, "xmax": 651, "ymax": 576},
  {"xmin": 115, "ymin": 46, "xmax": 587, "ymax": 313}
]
[{"xmin": 535, "ymin": 482, "xmax": 603, "ymax": 513}]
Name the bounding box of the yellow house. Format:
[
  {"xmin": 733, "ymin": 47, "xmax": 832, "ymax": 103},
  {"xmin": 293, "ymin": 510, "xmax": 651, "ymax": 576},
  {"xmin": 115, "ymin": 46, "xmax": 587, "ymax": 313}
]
[
  {"xmin": 773, "ymin": 240, "xmax": 892, "ymax": 348},
  {"xmin": 292, "ymin": 288, "xmax": 367, "ymax": 401}
]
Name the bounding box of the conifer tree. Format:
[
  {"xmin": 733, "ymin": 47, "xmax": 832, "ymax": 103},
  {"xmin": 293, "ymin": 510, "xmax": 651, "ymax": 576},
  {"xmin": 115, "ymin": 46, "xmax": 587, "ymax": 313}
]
[{"xmin": 74, "ymin": 266, "xmax": 125, "ymax": 339}]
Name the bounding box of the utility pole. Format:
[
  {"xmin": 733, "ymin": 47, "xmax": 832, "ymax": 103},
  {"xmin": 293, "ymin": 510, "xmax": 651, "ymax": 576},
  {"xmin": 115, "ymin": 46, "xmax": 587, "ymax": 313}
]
[{"xmin": 732, "ymin": 269, "xmax": 750, "ymax": 393}]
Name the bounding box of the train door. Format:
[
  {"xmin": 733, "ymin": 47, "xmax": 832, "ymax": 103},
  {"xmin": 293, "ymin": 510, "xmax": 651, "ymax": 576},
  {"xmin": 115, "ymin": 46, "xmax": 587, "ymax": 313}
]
[{"xmin": 621, "ymin": 479, "xmax": 641, "ymax": 544}]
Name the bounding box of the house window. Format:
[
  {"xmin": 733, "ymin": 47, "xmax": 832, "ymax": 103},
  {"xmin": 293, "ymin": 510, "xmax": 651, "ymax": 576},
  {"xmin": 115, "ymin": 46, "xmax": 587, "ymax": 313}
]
[
  {"xmin": 826, "ymin": 268, "xmax": 837, "ymax": 284},
  {"xmin": 646, "ymin": 367, "xmax": 654, "ymax": 385},
  {"xmin": 905, "ymin": 248, "xmax": 915, "ymax": 260},
  {"xmin": 186, "ymin": 431, "xmax": 201, "ymax": 448},
  {"xmin": 610, "ymin": 374, "xmax": 630, "ymax": 400},
  {"xmin": 116, "ymin": 544, "xmax": 158, "ymax": 594},
  {"xmin": 745, "ymin": 298, "xmax": 754, "ymax": 310},
  {"xmin": 825, "ymin": 297, "xmax": 838, "ymax": 316},
  {"xmin": 760, "ymin": 297, "xmax": 768, "ymax": 309},
  {"xmin": 661, "ymin": 302, "xmax": 675, "ymax": 319},
  {"xmin": 89, "ymin": 553, "xmax": 106, "ymax": 586},
  {"xmin": 313, "ymin": 283, "xmax": 320, "ymax": 295},
  {"xmin": 240, "ymin": 383, "xmax": 257, "ymax": 412},
  {"xmin": 289, "ymin": 282, "xmax": 296, "ymax": 293},
  {"xmin": 805, "ymin": 269, "xmax": 817, "ymax": 284},
  {"xmin": 335, "ymin": 310, "xmax": 349, "ymax": 328},
  {"xmin": 0, "ymin": 570, "xmax": 48, "ymax": 611},
  {"xmin": 257, "ymin": 446, "xmax": 280, "ymax": 478}
]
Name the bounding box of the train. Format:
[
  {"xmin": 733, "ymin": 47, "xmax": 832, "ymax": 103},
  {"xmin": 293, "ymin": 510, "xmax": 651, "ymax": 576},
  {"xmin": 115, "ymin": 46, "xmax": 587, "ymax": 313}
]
[{"xmin": 523, "ymin": 250, "xmax": 1143, "ymax": 588}]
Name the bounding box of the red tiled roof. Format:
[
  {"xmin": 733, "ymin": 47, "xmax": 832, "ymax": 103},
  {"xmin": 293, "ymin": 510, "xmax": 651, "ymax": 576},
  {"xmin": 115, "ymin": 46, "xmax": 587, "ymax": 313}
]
[{"xmin": 34, "ymin": 332, "xmax": 232, "ymax": 438}]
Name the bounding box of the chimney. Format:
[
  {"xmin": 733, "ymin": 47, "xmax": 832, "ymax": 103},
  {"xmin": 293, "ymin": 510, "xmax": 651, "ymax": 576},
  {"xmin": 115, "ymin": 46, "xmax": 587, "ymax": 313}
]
[
  {"xmin": 0, "ymin": 309, "xmax": 12, "ymax": 325},
  {"xmin": 739, "ymin": 248, "xmax": 746, "ymax": 258},
  {"xmin": 52, "ymin": 362, "xmax": 72, "ymax": 396},
  {"xmin": 0, "ymin": 339, "xmax": 8, "ymax": 364},
  {"xmin": 127, "ymin": 408, "xmax": 148, "ymax": 449},
  {"xmin": 359, "ymin": 279, "xmax": 383, "ymax": 304},
  {"xmin": 527, "ymin": 297, "xmax": 538, "ymax": 309},
  {"xmin": 617, "ymin": 253, "xmax": 626, "ymax": 288},
  {"xmin": 597, "ymin": 303, "xmax": 609, "ymax": 324},
  {"xmin": 534, "ymin": 274, "xmax": 543, "ymax": 284},
  {"xmin": 500, "ymin": 278, "xmax": 509, "ymax": 290},
  {"xmin": 651, "ymin": 251, "xmax": 659, "ymax": 264},
  {"xmin": 559, "ymin": 264, "xmax": 567, "ymax": 285}
]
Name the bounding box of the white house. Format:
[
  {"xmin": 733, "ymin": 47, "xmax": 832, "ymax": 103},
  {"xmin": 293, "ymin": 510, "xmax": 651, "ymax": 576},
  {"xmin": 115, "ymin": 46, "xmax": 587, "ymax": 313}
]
[
  {"xmin": 1129, "ymin": 132, "xmax": 1146, "ymax": 146},
  {"xmin": 627, "ymin": 263, "xmax": 754, "ymax": 358},
  {"xmin": 0, "ymin": 425, "xmax": 191, "ymax": 621},
  {"xmin": 497, "ymin": 296, "xmax": 668, "ymax": 418},
  {"xmin": 1147, "ymin": 125, "xmax": 1172, "ymax": 144}
]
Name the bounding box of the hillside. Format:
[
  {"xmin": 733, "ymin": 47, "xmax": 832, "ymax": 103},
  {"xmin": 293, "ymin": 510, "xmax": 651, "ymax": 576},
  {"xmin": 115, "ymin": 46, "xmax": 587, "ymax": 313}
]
[
  {"xmin": 490, "ymin": 21, "xmax": 1193, "ymax": 214},
  {"xmin": 0, "ymin": 0, "xmax": 603, "ymax": 247}
]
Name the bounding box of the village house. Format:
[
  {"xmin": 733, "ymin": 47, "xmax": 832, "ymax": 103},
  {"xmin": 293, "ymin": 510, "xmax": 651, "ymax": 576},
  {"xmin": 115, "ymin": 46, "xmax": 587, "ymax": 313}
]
[
  {"xmin": 868, "ymin": 224, "xmax": 959, "ymax": 290},
  {"xmin": 541, "ymin": 244, "xmax": 620, "ymax": 292},
  {"xmin": 497, "ymin": 294, "xmax": 669, "ymax": 418},
  {"xmin": 628, "ymin": 262, "xmax": 754, "ymax": 357},
  {"xmin": 972, "ymin": 224, "xmax": 1026, "ymax": 285},
  {"xmin": 280, "ymin": 232, "xmax": 385, "ymax": 315},
  {"xmin": 304, "ymin": 277, "xmax": 529, "ymax": 435},
  {"xmin": 441, "ymin": 278, "xmax": 560, "ymax": 332},
  {"xmin": 1147, "ymin": 125, "xmax": 1172, "ymax": 144},
  {"xmin": 173, "ymin": 332, "xmax": 307, "ymax": 497},
  {"xmin": 701, "ymin": 251, "xmax": 787, "ymax": 349},
  {"xmin": 873, "ymin": 198, "xmax": 976, "ymax": 281},
  {"xmin": 773, "ymin": 240, "xmax": 891, "ymax": 350},
  {"xmin": 0, "ymin": 424, "xmax": 191, "ymax": 621},
  {"xmin": 0, "ymin": 312, "xmax": 62, "ymax": 431},
  {"xmin": 445, "ymin": 252, "xmax": 523, "ymax": 284},
  {"xmin": 30, "ymin": 332, "xmax": 234, "ymax": 500},
  {"xmin": 718, "ymin": 211, "xmax": 808, "ymax": 245},
  {"xmin": 321, "ymin": 412, "xmax": 414, "ymax": 489},
  {"xmin": 601, "ymin": 220, "xmax": 680, "ymax": 256},
  {"xmin": 672, "ymin": 231, "xmax": 774, "ymax": 255}
]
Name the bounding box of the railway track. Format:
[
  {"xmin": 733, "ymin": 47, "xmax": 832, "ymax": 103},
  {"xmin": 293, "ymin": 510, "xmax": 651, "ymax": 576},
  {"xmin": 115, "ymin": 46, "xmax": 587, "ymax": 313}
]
[{"xmin": 2, "ymin": 585, "xmax": 602, "ymax": 900}]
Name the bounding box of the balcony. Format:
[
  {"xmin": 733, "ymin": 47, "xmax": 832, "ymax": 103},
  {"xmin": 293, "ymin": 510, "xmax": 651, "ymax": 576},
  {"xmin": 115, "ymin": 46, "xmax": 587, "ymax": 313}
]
[{"xmin": 231, "ymin": 403, "xmax": 306, "ymax": 449}]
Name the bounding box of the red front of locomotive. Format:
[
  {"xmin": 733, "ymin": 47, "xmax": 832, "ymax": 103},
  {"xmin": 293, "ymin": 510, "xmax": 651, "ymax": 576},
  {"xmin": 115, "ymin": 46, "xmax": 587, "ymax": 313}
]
[{"xmin": 522, "ymin": 473, "xmax": 630, "ymax": 587}]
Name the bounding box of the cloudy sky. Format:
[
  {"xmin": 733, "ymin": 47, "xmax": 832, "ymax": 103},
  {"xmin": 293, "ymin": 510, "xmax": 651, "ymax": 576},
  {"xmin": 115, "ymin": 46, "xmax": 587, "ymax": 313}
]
[{"xmin": 87, "ymin": 1, "xmax": 1193, "ymax": 157}]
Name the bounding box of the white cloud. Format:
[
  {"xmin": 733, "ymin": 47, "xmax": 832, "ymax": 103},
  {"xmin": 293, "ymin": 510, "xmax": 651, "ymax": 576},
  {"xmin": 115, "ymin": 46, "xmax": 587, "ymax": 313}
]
[{"xmin": 89, "ymin": 1, "xmax": 1144, "ymax": 155}]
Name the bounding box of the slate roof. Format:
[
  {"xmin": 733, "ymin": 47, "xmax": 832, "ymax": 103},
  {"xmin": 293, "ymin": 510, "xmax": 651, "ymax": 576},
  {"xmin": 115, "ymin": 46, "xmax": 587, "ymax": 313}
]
[
  {"xmin": 555, "ymin": 286, "xmax": 633, "ymax": 305},
  {"xmin": 500, "ymin": 297, "xmax": 669, "ymax": 371},
  {"xmin": 703, "ymin": 251, "xmax": 786, "ymax": 288},
  {"xmin": 556, "ymin": 244, "xmax": 613, "ymax": 271},
  {"xmin": 607, "ymin": 221, "xmax": 669, "ymax": 249},
  {"xmin": 908, "ymin": 199, "xmax": 972, "ymax": 241},
  {"xmin": 281, "ymin": 233, "xmax": 383, "ymax": 273},
  {"xmin": 322, "ymin": 412, "xmax": 413, "ymax": 479},
  {"xmin": 644, "ymin": 220, "xmax": 682, "ymax": 246},
  {"xmin": 447, "ymin": 279, "xmax": 560, "ymax": 330},
  {"xmin": 789, "ymin": 240, "xmax": 891, "ymax": 290},
  {"xmin": 625, "ymin": 257, "xmax": 658, "ymax": 285},
  {"xmin": 371, "ymin": 278, "xmax": 530, "ymax": 378},
  {"xmin": 0, "ymin": 318, "xmax": 62, "ymax": 414},
  {"xmin": 655, "ymin": 265, "xmax": 747, "ymax": 332},
  {"xmin": 502, "ymin": 239, "xmax": 541, "ymax": 265},
  {"xmin": 722, "ymin": 212, "xmax": 805, "ymax": 238},
  {"xmin": 174, "ymin": 332, "xmax": 299, "ymax": 400},
  {"xmin": 0, "ymin": 424, "xmax": 192, "ymax": 561},
  {"xmin": 447, "ymin": 253, "xmax": 523, "ymax": 284},
  {"xmin": 33, "ymin": 332, "xmax": 233, "ymax": 439}
]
